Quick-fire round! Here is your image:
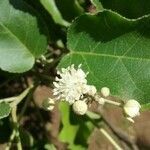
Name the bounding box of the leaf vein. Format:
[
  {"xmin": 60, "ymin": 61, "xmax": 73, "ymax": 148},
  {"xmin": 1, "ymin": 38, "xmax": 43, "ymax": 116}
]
[{"xmin": 71, "ymin": 51, "xmax": 150, "ymax": 61}]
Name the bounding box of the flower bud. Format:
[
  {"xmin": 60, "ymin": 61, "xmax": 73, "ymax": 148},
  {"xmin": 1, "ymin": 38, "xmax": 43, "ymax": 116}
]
[
  {"xmin": 101, "ymin": 87, "xmax": 110, "ymax": 97},
  {"xmin": 87, "ymin": 85, "xmax": 97, "ymax": 96},
  {"xmin": 98, "ymin": 97, "xmax": 105, "ymax": 105},
  {"xmin": 95, "ymin": 95, "xmax": 105, "ymax": 105},
  {"xmin": 73, "ymin": 100, "xmax": 88, "ymax": 115},
  {"xmin": 123, "ymin": 99, "xmax": 141, "ymax": 118},
  {"xmin": 42, "ymin": 98, "xmax": 55, "ymax": 111}
]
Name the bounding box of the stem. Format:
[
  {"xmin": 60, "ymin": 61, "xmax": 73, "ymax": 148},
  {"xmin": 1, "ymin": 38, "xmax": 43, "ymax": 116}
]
[
  {"xmin": 11, "ymin": 106, "xmax": 22, "ymax": 150},
  {"xmin": 100, "ymin": 128, "xmax": 123, "ymax": 150},
  {"xmin": 5, "ymin": 130, "xmax": 16, "ymax": 150},
  {"xmin": 18, "ymin": 88, "xmax": 34, "ymax": 121},
  {"xmin": 0, "ymin": 85, "xmax": 33, "ymax": 106},
  {"xmin": 6, "ymin": 107, "xmax": 22, "ymax": 150},
  {"xmin": 0, "ymin": 97, "xmax": 17, "ymax": 103},
  {"xmin": 97, "ymin": 107, "xmax": 139, "ymax": 150},
  {"xmin": 10, "ymin": 85, "xmax": 33, "ymax": 107},
  {"xmin": 5, "ymin": 85, "xmax": 33, "ymax": 150},
  {"xmin": 104, "ymin": 99, "xmax": 121, "ymax": 106},
  {"xmin": 87, "ymin": 112, "xmax": 131, "ymax": 150}
]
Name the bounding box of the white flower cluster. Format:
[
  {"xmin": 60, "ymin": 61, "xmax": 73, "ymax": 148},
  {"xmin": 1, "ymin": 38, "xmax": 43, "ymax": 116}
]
[
  {"xmin": 53, "ymin": 64, "xmax": 96, "ymax": 104},
  {"xmin": 44, "ymin": 64, "xmax": 141, "ymax": 119},
  {"xmin": 53, "ymin": 64, "xmax": 96, "ymax": 114}
]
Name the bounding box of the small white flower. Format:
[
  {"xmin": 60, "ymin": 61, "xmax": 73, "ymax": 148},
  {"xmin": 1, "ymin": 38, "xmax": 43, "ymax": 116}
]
[
  {"xmin": 53, "ymin": 64, "xmax": 96, "ymax": 104},
  {"xmin": 123, "ymin": 99, "xmax": 141, "ymax": 118},
  {"xmin": 42, "ymin": 98, "xmax": 55, "ymax": 111},
  {"xmin": 101, "ymin": 87, "xmax": 110, "ymax": 97},
  {"xmin": 73, "ymin": 100, "xmax": 88, "ymax": 115}
]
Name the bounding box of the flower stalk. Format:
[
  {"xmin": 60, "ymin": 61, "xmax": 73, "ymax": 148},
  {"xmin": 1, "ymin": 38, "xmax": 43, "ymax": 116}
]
[{"xmin": 104, "ymin": 99, "xmax": 121, "ymax": 106}]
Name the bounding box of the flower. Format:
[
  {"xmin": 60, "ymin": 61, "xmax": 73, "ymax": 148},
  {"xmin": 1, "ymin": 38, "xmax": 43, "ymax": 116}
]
[
  {"xmin": 53, "ymin": 64, "xmax": 96, "ymax": 104},
  {"xmin": 123, "ymin": 99, "xmax": 141, "ymax": 118},
  {"xmin": 101, "ymin": 87, "xmax": 110, "ymax": 97},
  {"xmin": 73, "ymin": 100, "xmax": 88, "ymax": 115}
]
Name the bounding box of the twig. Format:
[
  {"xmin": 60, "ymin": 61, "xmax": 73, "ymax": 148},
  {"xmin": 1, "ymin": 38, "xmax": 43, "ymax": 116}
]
[
  {"xmin": 4, "ymin": 86, "xmax": 33, "ymax": 150},
  {"xmin": 104, "ymin": 99, "xmax": 121, "ymax": 106},
  {"xmin": 5, "ymin": 130, "xmax": 16, "ymax": 150},
  {"xmin": 86, "ymin": 114, "xmax": 123, "ymax": 150},
  {"xmin": 10, "ymin": 85, "xmax": 33, "ymax": 107},
  {"xmin": 0, "ymin": 85, "xmax": 33, "ymax": 105},
  {"xmin": 100, "ymin": 128, "xmax": 123, "ymax": 150},
  {"xmin": 6, "ymin": 107, "xmax": 22, "ymax": 150},
  {"xmin": 97, "ymin": 107, "xmax": 139, "ymax": 150},
  {"xmin": 11, "ymin": 106, "xmax": 22, "ymax": 150}
]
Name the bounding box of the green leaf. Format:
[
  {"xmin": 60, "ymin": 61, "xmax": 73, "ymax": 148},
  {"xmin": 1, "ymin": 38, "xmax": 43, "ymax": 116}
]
[
  {"xmin": 100, "ymin": 0, "xmax": 150, "ymax": 19},
  {"xmin": 58, "ymin": 102, "xmax": 93, "ymax": 149},
  {"xmin": 58, "ymin": 102, "xmax": 79, "ymax": 148},
  {"xmin": 74, "ymin": 121, "xmax": 94, "ymax": 147},
  {"xmin": 39, "ymin": 0, "xmax": 70, "ymax": 27},
  {"xmin": 58, "ymin": 10, "xmax": 150, "ymax": 107},
  {"xmin": 0, "ymin": 0, "xmax": 47, "ymax": 73},
  {"xmin": 0, "ymin": 102, "xmax": 11, "ymax": 119}
]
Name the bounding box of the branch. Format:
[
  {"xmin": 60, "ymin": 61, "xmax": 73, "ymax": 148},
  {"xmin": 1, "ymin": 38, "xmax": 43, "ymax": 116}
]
[{"xmin": 97, "ymin": 106, "xmax": 139, "ymax": 150}]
